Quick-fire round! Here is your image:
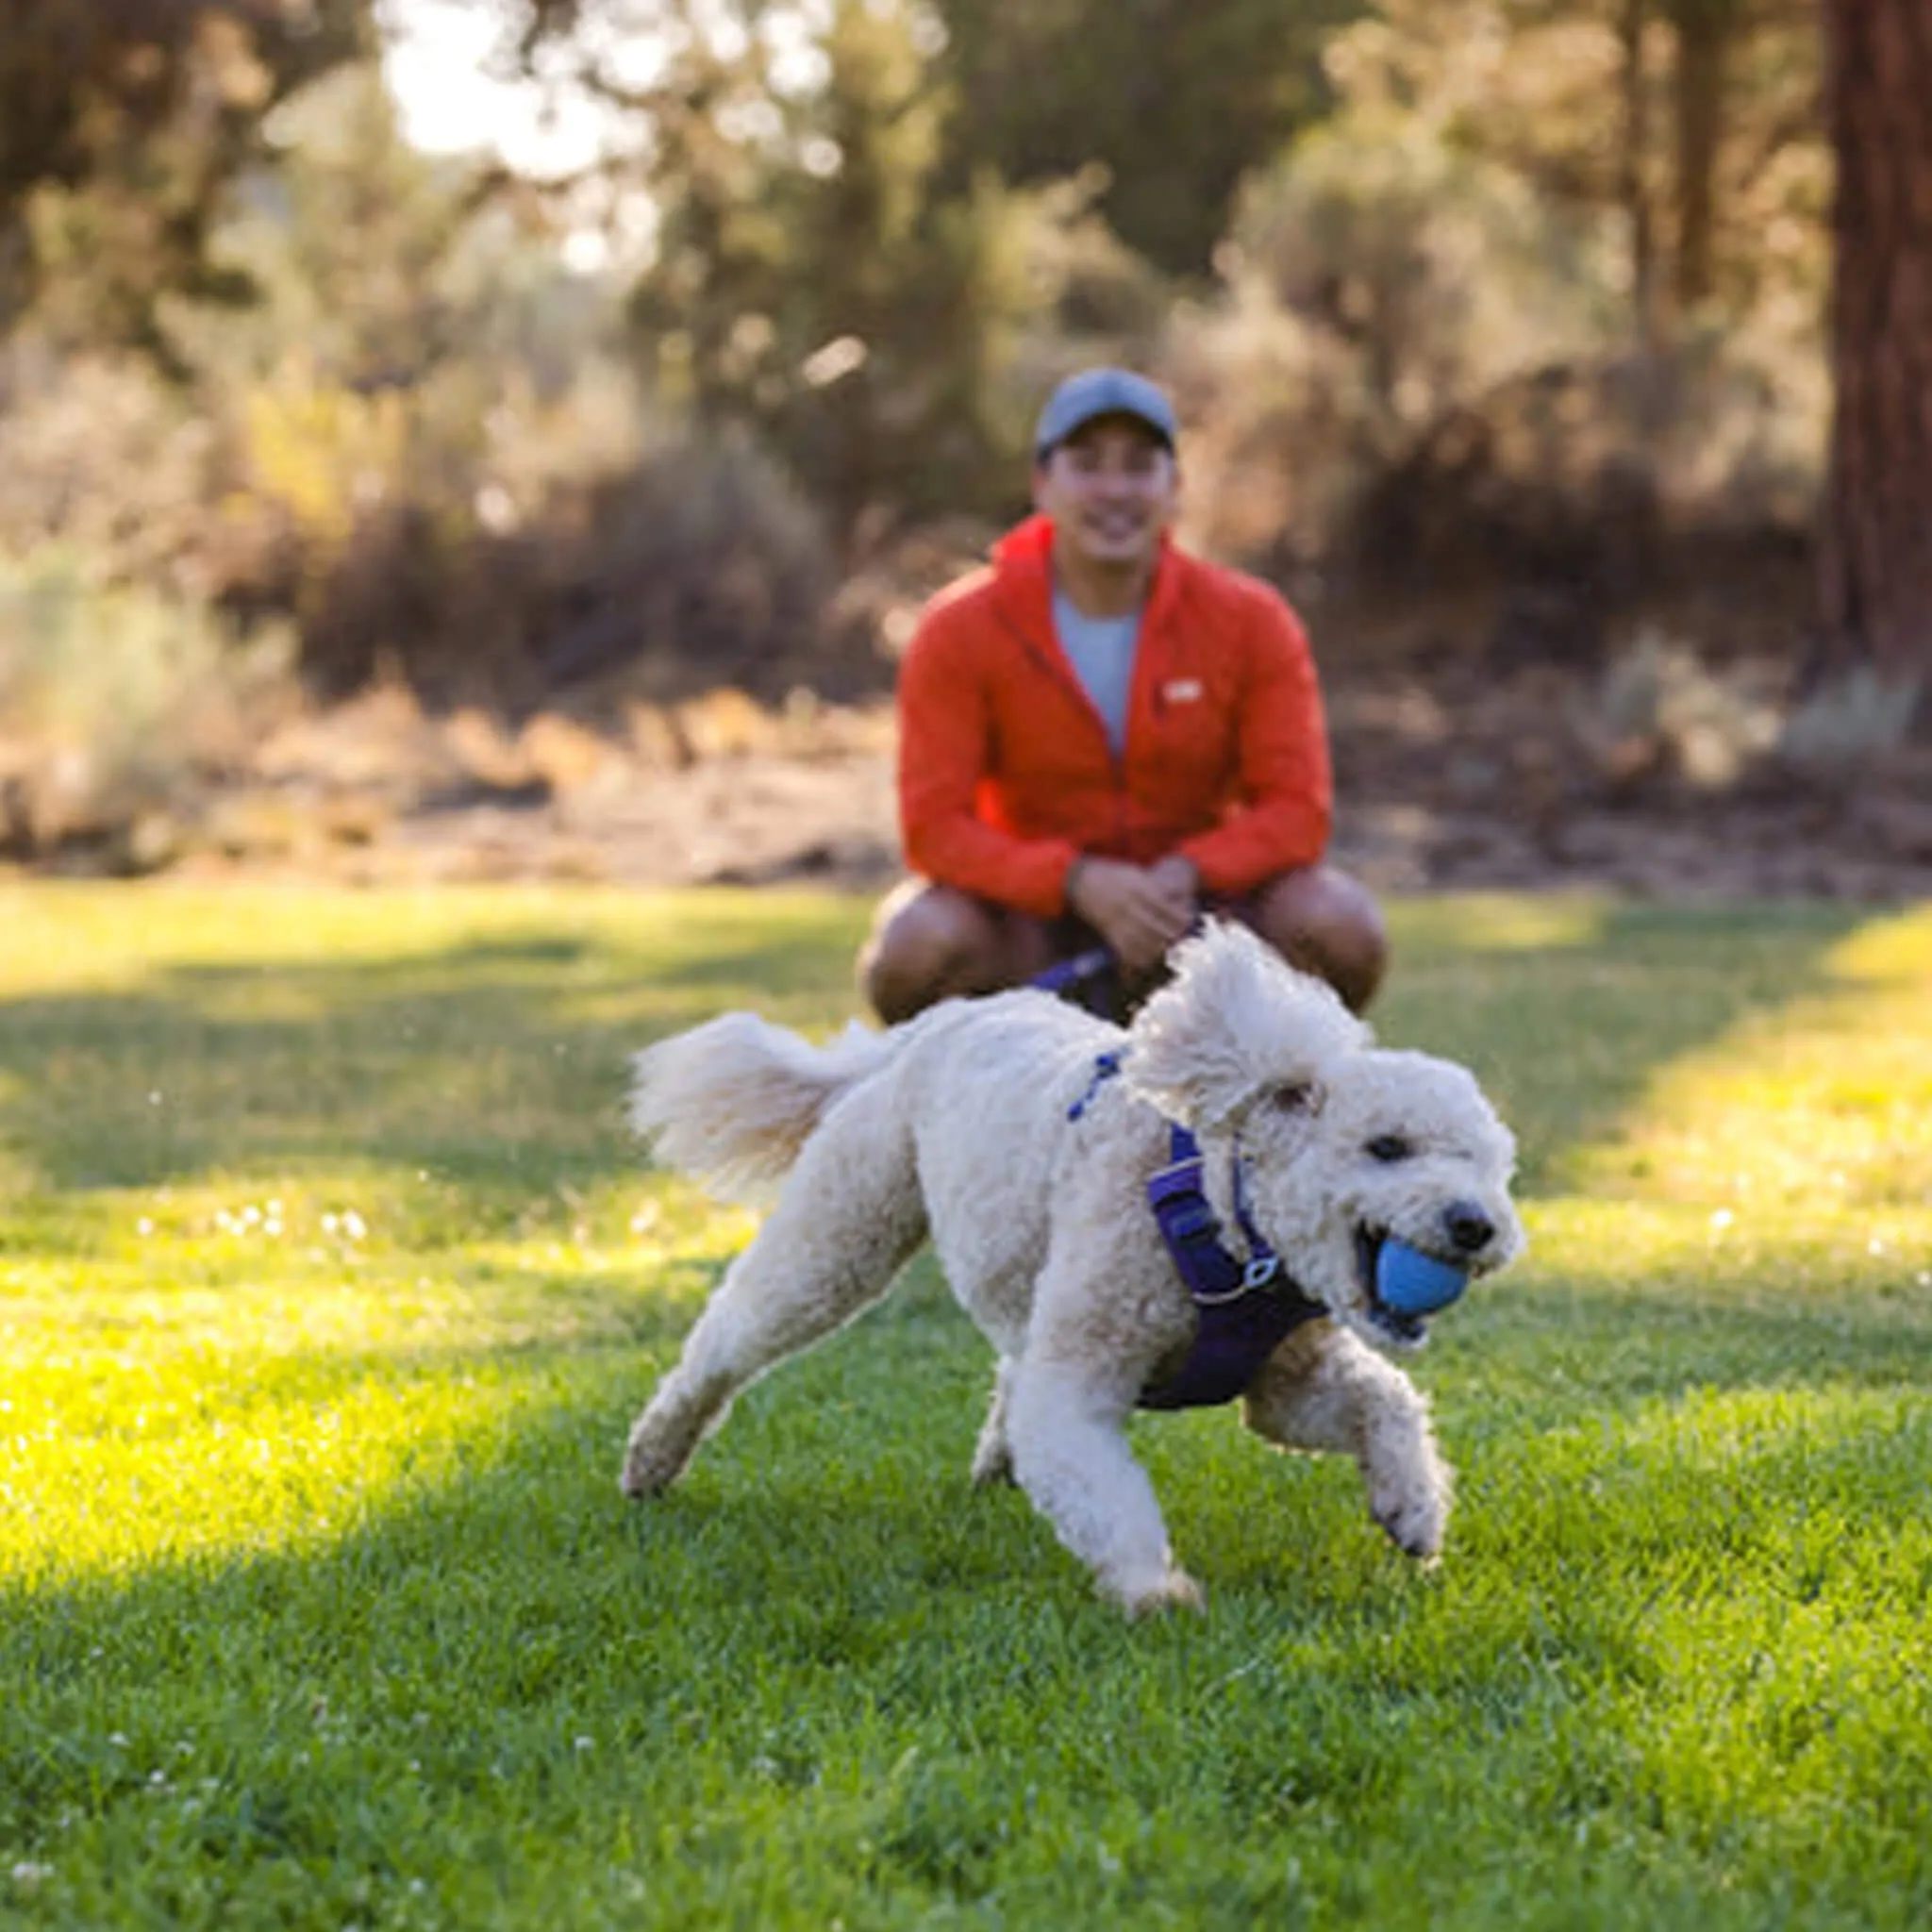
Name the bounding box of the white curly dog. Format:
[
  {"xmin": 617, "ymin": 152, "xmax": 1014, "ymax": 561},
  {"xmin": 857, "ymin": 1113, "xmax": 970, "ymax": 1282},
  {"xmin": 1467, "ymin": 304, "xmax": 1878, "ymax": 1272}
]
[{"xmin": 621, "ymin": 921, "xmax": 1524, "ymax": 1613}]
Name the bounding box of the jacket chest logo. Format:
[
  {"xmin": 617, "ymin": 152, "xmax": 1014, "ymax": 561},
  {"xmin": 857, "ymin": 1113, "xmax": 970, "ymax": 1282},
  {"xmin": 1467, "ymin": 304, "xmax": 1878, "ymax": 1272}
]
[{"xmin": 1161, "ymin": 678, "xmax": 1204, "ymax": 705}]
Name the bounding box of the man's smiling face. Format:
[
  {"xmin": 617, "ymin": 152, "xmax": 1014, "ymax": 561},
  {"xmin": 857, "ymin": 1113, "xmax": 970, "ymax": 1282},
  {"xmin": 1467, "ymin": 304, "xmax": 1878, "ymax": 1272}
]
[{"xmin": 1033, "ymin": 416, "xmax": 1179, "ymax": 580}]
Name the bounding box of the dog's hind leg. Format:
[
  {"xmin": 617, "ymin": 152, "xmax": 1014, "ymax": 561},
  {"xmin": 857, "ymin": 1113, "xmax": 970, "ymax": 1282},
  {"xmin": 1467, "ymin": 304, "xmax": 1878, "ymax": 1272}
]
[
  {"xmin": 621, "ymin": 1094, "xmax": 926, "ymax": 1498},
  {"xmin": 970, "ymin": 1357, "xmax": 1017, "ymax": 1487},
  {"xmin": 1240, "ymin": 1326, "xmax": 1452, "ymax": 1559}
]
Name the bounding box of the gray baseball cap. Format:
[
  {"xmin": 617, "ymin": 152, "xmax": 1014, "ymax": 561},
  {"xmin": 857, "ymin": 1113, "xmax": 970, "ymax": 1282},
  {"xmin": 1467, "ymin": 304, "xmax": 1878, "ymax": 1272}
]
[{"xmin": 1034, "ymin": 366, "xmax": 1177, "ymax": 458}]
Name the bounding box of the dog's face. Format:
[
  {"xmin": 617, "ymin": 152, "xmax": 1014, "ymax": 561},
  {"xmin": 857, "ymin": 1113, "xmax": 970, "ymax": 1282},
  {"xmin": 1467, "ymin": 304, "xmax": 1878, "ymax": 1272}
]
[
  {"xmin": 1234, "ymin": 1047, "xmax": 1524, "ymax": 1348},
  {"xmin": 1126, "ymin": 923, "xmax": 1525, "ymax": 1351}
]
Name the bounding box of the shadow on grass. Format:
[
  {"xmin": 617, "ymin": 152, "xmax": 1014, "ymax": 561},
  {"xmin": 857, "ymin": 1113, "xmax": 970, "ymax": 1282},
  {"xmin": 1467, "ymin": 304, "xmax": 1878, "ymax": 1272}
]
[
  {"xmin": 0, "ymin": 890, "xmax": 1898, "ymax": 1215},
  {"xmin": 5, "ymin": 1221, "xmax": 1928, "ymax": 1923},
  {"xmin": 0, "ymin": 896, "xmax": 870, "ymax": 1208},
  {"xmin": 1441, "ymin": 1271, "xmax": 1932, "ymax": 1417},
  {"xmin": 1376, "ymin": 897, "xmax": 1892, "ymax": 1195}
]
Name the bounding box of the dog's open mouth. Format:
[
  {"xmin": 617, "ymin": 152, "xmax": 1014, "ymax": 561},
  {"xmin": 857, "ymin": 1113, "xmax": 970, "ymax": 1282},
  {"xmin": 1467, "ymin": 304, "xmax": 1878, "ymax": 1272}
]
[{"xmin": 1354, "ymin": 1226, "xmax": 1430, "ymax": 1346}]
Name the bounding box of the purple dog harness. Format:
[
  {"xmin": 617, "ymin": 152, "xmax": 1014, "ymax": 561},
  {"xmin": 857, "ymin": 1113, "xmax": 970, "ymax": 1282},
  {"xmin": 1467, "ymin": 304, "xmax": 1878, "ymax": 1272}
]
[{"xmin": 1067, "ymin": 1053, "xmax": 1327, "ymax": 1408}]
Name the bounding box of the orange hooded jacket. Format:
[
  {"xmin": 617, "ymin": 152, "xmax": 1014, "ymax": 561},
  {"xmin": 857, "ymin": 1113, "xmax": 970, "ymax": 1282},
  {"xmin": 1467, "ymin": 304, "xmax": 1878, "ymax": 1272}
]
[{"xmin": 897, "ymin": 514, "xmax": 1333, "ymax": 918}]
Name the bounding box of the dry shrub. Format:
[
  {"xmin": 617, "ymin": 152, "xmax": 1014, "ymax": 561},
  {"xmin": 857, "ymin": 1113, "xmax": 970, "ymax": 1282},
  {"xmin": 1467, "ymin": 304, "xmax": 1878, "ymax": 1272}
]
[
  {"xmin": 292, "ymin": 500, "xmax": 535, "ymax": 706},
  {"xmin": 1777, "ymin": 671, "xmax": 1924, "ymax": 787},
  {"xmin": 1169, "ymin": 116, "xmax": 1621, "ymax": 575},
  {"xmin": 541, "ymin": 428, "xmax": 841, "ymax": 706},
  {"xmin": 0, "ymin": 548, "xmax": 292, "ymax": 855},
  {"xmin": 1165, "ymin": 105, "xmax": 1824, "ymax": 609},
  {"xmin": 0, "ymin": 347, "xmax": 223, "ymax": 590},
  {"xmin": 1564, "ymin": 634, "xmax": 1926, "ymax": 807},
  {"xmin": 1164, "ymin": 284, "xmax": 1366, "ymax": 575},
  {"xmin": 1349, "ymin": 341, "xmax": 1821, "ymax": 611},
  {"xmin": 1566, "ymin": 628, "xmax": 1782, "ymax": 796},
  {"xmin": 223, "ymin": 358, "xmax": 847, "ymax": 714}
]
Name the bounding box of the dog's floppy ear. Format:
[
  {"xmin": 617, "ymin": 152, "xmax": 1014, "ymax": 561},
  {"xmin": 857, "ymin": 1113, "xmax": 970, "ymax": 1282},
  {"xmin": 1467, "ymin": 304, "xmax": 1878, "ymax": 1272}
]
[{"xmin": 1124, "ymin": 921, "xmax": 1369, "ymax": 1135}]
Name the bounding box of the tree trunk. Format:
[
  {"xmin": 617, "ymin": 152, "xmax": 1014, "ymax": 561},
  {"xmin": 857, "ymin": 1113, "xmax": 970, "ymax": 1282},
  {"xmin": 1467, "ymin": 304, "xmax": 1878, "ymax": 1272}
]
[
  {"xmin": 1817, "ymin": 0, "xmax": 1932, "ymax": 703},
  {"xmin": 1620, "ymin": 0, "xmax": 1661, "ymax": 347},
  {"xmin": 1671, "ymin": 0, "xmax": 1733, "ymax": 312}
]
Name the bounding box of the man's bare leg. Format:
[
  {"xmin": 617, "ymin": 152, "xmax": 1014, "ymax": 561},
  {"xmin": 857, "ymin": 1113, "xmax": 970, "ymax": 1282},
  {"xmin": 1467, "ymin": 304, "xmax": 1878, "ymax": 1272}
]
[
  {"xmin": 858, "ymin": 882, "xmax": 1067, "ymax": 1024},
  {"xmin": 1235, "ymin": 865, "xmax": 1387, "ymax": 1014},
  {"xmin": 858, "ymin": 863, "xmax": 1386, "ymax": 1024}
]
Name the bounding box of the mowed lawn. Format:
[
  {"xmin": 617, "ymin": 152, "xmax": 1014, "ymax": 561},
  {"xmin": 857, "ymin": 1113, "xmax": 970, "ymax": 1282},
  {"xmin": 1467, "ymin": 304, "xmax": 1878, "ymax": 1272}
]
[{"xmin": 2, "ymin": 882, "xmax": 1928, "ymax": 1930}]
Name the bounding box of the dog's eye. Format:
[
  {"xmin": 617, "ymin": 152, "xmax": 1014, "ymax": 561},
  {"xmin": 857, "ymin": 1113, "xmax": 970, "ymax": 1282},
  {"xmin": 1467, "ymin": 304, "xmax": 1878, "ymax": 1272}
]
[
  {"xmin": 1269, "ymin": 1082, "xmax": 1312, "ymax": 1115},
  {"xmin": 1365, "ymin": 1134, "xmax": 1412, "ymax": 1163}
]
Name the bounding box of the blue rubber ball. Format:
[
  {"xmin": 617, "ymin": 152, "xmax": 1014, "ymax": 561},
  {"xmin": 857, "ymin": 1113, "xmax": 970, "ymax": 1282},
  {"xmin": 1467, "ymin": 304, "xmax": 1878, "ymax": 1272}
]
[{"xmin": 1375, "ymin": 1240, "xmax": 1468, "ymax": 1316}]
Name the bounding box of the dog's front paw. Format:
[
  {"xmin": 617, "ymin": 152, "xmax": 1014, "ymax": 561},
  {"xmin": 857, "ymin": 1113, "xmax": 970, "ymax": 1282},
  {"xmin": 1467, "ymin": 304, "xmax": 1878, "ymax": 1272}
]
[
  {"xmin": 619, "ymin": 1418, "xmax": 688, "ymax": 1498},
  {"xmin": 1370, "ymin": 1474, "xmax": 1448, "ymax": 1560},
  {"xmin": 1116, "ymin": 1567, "xmax": 1206, "ymax": 1618}
]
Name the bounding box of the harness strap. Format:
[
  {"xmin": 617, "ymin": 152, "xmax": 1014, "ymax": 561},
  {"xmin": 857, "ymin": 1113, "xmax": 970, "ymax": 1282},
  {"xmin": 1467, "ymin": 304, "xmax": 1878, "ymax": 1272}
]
[
  {"xmin": 1062, "ymin": 1052, "xmax": 1326, "ymax": 1409},
  {"xmin": 1032, "ymin": 944, "xmax": 1115, "ymax": 999},
  {"xmin": 1032, "ymin": 945, "xmax": 1123, "ymax": 1024},
  {"xmin": 1066, "ymin": 1049, "xmax": 1124, "ymax": 1122},
  {"xmin": 1154, "ymin": 1124, "xmax": 1282, "ymax": 1296},
  {"xmin": 1139, "ymin": 1124, "xmax": 1326, "ymax": 1408}
]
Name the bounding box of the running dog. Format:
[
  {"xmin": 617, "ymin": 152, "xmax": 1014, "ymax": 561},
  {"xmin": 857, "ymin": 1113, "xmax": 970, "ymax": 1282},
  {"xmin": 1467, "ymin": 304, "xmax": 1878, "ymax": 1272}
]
[{"xmin": 621, "ymin": 922, "xmax": 1525, "ymax": 1613}]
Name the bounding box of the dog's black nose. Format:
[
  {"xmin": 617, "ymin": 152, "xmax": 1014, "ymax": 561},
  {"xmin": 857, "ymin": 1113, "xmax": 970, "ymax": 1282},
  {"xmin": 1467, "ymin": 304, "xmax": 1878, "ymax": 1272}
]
[{"xmin": 1443, "ymin": 1201, "xmax": 1494, "ymax": 1254}]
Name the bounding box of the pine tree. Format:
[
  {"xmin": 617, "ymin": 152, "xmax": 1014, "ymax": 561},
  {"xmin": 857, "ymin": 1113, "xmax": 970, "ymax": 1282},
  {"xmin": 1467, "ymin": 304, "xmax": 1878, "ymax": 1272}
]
[{"xmin": 1815, "ymin": 0, "xmax": 1932, "ymax": 712}]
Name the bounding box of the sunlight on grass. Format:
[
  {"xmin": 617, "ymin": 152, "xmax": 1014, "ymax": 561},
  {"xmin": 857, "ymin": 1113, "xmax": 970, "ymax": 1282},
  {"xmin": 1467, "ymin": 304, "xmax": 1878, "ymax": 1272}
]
[
  {"xmin": 1, "ymin": 1200, "xmax": 747, "ymax": 1582},
  {"xmin": 1392, "ymin": 891, "xmax": 1614, "ymax": 955},
  {"xmin": 0, "ymin": 882, "xmax": 863, "ymax": 994},
  {"xmin": 1518, "ymin": 1195, "xmax": 1931, "ymax": 1293},
  {"xmin": 1613, "ymin": 1378, "xmax": 1925, "ymax": 1482},
  {"xmin": 1566, "ymin": 904, "xmax": 1932, "ymax": 1211},
  {"xmin": 2, "ymin": 1347, "xmax": 536, "ymax": 1581}
]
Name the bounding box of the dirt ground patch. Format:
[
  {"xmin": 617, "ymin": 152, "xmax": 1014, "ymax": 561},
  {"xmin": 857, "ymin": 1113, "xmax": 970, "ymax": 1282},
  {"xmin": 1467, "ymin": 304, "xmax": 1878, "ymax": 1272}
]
[
  {"xmin": 10, "ymin": 553, "xmax": 1924, "ymax": 906},
  {"xmin": 109, "ymin": 639, "xmax": 1928, "ymax": 910}
]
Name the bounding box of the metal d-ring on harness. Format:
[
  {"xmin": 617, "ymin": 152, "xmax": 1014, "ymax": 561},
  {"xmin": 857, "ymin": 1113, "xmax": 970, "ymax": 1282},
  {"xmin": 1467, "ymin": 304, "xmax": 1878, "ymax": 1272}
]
[{"xmin": 1065, "ymin": 1051, "xmax": 1328, "ymax": 1409}]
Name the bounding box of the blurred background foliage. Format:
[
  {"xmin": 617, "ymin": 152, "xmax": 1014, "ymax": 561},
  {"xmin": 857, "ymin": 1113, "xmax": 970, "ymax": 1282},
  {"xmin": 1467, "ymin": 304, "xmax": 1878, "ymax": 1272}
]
[{"xmin": 0, "ymin": 0, "xmax": 1921, "ymax": 860}]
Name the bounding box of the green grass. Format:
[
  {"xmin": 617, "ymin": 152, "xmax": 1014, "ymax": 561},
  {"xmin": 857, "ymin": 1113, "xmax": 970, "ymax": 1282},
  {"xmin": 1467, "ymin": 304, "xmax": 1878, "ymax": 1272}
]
[{"xmin": 3, "ymin": 882, "xmax": 1929, "ymax": 1929}]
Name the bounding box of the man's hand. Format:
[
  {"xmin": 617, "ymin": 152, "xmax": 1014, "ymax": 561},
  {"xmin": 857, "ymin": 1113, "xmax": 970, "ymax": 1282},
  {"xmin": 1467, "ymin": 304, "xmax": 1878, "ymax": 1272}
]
[
  {"xmin": 1144, "ymin": 854, "xmax": 1201, "ymax": 930},
  {"xmin": 1066, "ymin": 855, "xmax": 1200, "ymax": 975}
]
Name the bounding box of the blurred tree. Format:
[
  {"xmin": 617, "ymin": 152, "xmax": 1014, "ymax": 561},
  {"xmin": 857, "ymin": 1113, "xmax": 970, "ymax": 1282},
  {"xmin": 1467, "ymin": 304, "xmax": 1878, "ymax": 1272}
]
[
  {"xmin": 1342, "ymin": 1, "xmax": 1819, "ymax": 345},
  {"xmin": 928, "ymin": 0, "xmax": 1363, "ymax": 277},
  {"xmin": 157, "ymin": 58, "xmax": 646, "ymax": 696},
  {"xmin": 1659, "ymin": 0, "xmax": 1824, "ymax": 322},
  {"xmin": 525, "ymin": 0, "xmax": 1147, "ymax": 544},
  {"xmin": 1668, "ymin": 0, "xmax": 1738, "ymax": 312},
  {"xmin": 1176, "ymin": 0, "xmax": 1830, "ymax": 588},
  {"xmin": 1616, "ymin": 0, "xmax": 1661, "ymax": 347},
  {"xmin": 162, "ymin": 62, "xmax": 528, "ymax": 394},
  {"xmin": 519, "ymin": 0, "xmax": 1360, "ymax": 278},
  {"xmin": 0, "ymin": 0, "xmax": 367, "ymax": 353},
  {"xmin": 1815, "ymin": 0, "xmax": 1932, "ymax": 708}
]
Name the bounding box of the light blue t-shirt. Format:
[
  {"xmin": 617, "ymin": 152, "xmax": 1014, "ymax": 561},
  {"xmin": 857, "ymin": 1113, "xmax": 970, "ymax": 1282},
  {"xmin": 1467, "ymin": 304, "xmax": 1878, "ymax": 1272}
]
[{"xmin": 1053, "ymin": 590, "xmax": 1141, "ymax": 758}]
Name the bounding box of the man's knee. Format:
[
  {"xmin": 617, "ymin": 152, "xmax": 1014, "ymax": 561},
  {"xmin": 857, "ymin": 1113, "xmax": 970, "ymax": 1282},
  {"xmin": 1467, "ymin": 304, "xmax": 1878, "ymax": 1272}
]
[
  {"xmin": 858, "ymin": 884, "xmax": 1008, "ymax": 1024},
  {"xmin": 1243, "ymin": 867, "xmax": 1388, "ymax": 1014}
]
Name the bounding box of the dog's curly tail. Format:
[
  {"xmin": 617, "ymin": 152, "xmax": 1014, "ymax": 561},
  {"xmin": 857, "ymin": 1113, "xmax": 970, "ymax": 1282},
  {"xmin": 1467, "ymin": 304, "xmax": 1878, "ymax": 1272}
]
[{"xmin": 629, "ymin": 1014, "xmax": 897, "ymax": 1203}]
